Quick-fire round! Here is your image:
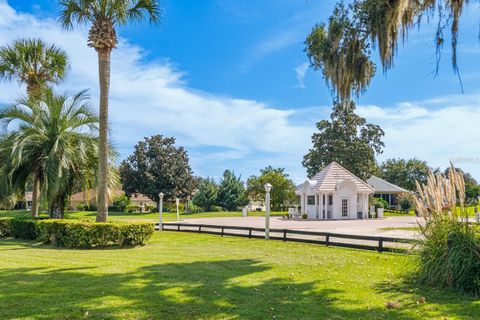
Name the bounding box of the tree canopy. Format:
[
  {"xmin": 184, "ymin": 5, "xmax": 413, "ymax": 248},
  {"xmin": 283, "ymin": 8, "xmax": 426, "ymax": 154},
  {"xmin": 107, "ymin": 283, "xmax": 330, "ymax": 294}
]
[
  {"xmin": 0, "ymin": 90, "xmax": 107, "ymax": 217},
  {"xmin": 192, "ymin": 177, "xmax": 218, "ymax": 212},
  {"xmin": 378, "ymin": 158, "xmax": 431, "ymax": 191},
  {"xmin": 306, "ymin": 0, "xmax": 471, "ymax": 103},
  {"xmin": 303, "ymin": 101, "xmax": 384, "ymax": 180},
  {"xmin": 246, "ymin": 166, "xmax": 296, "ymax": 211},
  {"xmin": 119, "ymin": 135, "xmax": 195, "ymax": 203},
  {"xmin": 216, "ymin": 170, "xmax": 249, "ymax": 211}
]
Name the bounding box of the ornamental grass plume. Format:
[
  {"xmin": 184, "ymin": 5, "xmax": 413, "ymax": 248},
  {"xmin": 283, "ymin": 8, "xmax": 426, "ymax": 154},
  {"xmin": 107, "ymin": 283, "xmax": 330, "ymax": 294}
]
[{"xmin": 414, "ymin": 164, "xmax": 480, "ymax": 295}]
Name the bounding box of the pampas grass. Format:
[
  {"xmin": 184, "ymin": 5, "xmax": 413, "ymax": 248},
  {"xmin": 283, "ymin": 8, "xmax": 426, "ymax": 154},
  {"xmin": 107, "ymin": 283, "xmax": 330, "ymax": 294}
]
[{"xmin": 414, "ymin": 164, "xmax": 480, "ymax": 295}]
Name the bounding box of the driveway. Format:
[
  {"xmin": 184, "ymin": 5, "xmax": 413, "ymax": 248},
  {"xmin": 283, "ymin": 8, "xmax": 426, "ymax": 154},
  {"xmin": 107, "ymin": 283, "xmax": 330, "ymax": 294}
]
[{"xmin": 174, "ymin": 216, "xmax": 422, "ymax": 239}]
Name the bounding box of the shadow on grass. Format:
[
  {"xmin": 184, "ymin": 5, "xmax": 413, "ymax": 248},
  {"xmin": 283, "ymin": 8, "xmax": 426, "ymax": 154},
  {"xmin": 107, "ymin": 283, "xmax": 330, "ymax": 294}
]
[
  {"xmin": 374, "ymin": 279, "xmax": 480, "ymax": 319},
  {"xmin": 1, "ymin": 252, "xmax": 478, "ymax": 320}
]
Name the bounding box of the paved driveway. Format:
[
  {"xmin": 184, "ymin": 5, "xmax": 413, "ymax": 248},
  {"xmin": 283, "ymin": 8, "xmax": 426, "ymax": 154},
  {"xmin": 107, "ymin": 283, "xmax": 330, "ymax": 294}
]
[{"xmin": 175, "ymin": 216, "xmax": 422, "ymax": 239}]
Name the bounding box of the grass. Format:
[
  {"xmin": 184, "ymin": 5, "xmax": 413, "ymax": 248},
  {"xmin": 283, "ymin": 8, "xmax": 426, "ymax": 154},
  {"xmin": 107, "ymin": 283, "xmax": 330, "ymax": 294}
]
[
  {"xmin": 0, "ymin": 232, "xmax": 479, "ymax": 319},
  {"xmin": 0, "ymin": 209, "xmax": 286, "ymax": 223}
]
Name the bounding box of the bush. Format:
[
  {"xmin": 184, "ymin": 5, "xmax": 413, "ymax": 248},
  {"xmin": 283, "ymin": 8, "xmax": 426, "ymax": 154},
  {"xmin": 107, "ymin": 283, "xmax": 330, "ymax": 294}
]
[
  {"xmin": 36, "ymin": 220, "xmax": 154, "ymax": 248},
  {"xmin": 0, "ymin": 218, "xmax": 12, "ymax": 237},
  {"xmin": 397, "ymin": 192, "xmax": 415, "ymax": 213},
  {"xmin": 416, "ymin": 218, "xmax": 480, "ymax": 295},
  {"xmin": 370, "ymin": 196, "xmax": 388, "ymax": 209},
  {"xmin": 126, "ymin": 205, "xmax": 140, "ymax": 213},
  {"xmin": 11, "ymin": 218, "xmax": 37, "ymax": 240},
  {"xmin": 113, "ymin": 195, "xmax": 131, "ymax": 212}
]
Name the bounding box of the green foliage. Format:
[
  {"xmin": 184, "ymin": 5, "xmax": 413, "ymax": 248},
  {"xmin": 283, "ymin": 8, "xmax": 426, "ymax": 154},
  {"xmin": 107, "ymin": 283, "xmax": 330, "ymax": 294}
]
[
  {"xmin": 305, "ymin": 3, "xmax": 375, "ymax": 103},
  {"xmin": 36, "ymin": 220, "xmax": 154, "ymax": 248},
  {"xmin": 119, "ymin": 135, "xmax": 195, "ymax": 203},
  {"xmin": 379, "ymin": 158, "xmax": 430, "ymax": 191},
  {"xmin": 192, "ymin": 177, "xmax": 218, "ymax": 212},
  {"xmin": 417, "ymin": 218, "xmax": 480, "ymax": 295},
  {"xmin": 303, "ymin": 102, "xmax": 384, "ymax": 180},
  {"xmin": 0, "ymin": 218, "xmax": 12, "ymax": 237},
  {"xmin": 0, "ymin": 90, "xmax": 115, "ymax": 218},
  {"xmin": 216, "ymin": 170, "xmax": 249, "ymax": 211},
  {"xmin": 397, "ymin": 192, "xmax": 415, "ymax": 213},
  {"xmin": 369, "ymin": 196, "xmax": 388, "ymax": 209},
  {"xmin": 306, "ymin": 0, "xmax": 469, "ymax": 102},
  {"xmin": 10, "ymin": 218, "xmax": 37, "ymax": 240},
  {"xmin": 0, "ymin": 38, "xmax": 68, "ymax": 97},
  {"xmin": 246, "ymin": 166, "xmax": 296, "ymax": 211},
  {"xmin": 113, "ymin": 194, "xmax": 131, "ymax": 212}
]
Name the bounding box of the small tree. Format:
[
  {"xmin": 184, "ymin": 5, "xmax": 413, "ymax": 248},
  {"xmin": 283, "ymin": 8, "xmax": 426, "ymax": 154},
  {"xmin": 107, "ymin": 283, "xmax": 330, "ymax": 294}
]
[
  {"xmin": 397, "ymin": 192, "xmax": 415, "ymax": 214},
  {"xmin": 119, "ymin": 135, "xmax": 195, "ymax": 204},
  {"xmin": 192, "ymin": 178, "xmax": 218, "ymax": 212},
  {"xmin": 246, "ymin": 166, "xmax": 296, "ymax": 211},
  {"xmin": 216, "ymin": 170, "xmax": 248, "ymax": 211},
  {"xmin": 303, "ymin": 101, "xmax": 384, "ymax": 180}
]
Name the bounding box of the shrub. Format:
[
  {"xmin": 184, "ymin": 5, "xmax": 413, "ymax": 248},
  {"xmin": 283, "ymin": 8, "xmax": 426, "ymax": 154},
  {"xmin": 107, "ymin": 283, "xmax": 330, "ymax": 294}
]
[
  {"xmin": 10, "ymin": 218, "xmax": 37, "ymax": 240},
  {"xmin": 416, "ymin": 218, "xmax": 480, "ymax": 295},
  {"xmin": 397, "ymin": 192, "xmax": 415, "ymax": 213},
  {"xmin": 113, "ymin": 194, "xmax": 131, "ymax": 212},
  {"xmin": 369, "ymin": 196, "xmax": 388, "ymax": 209},
  {"xmin": 126, "ymin": 205, "xmax": 140, "ymax": 213},
  {"xmin": 37, "ymin": 220, "xmax": 154, "ymax": 248},
  {"xmin": 0, "ymin": 218, "xmax": 12, "ymax": 237}
]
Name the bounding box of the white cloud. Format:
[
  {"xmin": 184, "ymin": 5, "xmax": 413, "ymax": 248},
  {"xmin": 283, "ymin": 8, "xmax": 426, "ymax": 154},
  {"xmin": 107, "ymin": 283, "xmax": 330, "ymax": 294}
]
[
  {"xmin": 0, "ymin": 1, "xmax": 312, "ymax": 179},
  {"xmin": 294, "ymin": 62, "xmax": 309, "ymax": 89},
  {"xmin": 358, "ymin": 100, "xmax": 480, "ymax": 178}
]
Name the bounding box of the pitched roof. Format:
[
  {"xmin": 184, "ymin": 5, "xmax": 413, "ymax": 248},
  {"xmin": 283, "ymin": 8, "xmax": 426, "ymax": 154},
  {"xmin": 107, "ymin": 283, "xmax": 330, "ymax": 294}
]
[
  {"xmin": 366, "ymin": 175, "xmax": 410, "ymax": 193},
  {"xmin": 300, "ymin": 162, "xmax": 375, "ymax": 193}
]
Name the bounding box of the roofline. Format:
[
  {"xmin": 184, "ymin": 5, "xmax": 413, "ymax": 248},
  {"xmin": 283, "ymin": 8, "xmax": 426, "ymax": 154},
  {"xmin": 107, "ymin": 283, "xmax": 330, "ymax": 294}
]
[
  {"xmin": 328, "ymin": 162, "xmax": 375, "ymax": 192},
  {"xmin": 369, "ymin": 175, "xmax": 410, "ymax": 192}
]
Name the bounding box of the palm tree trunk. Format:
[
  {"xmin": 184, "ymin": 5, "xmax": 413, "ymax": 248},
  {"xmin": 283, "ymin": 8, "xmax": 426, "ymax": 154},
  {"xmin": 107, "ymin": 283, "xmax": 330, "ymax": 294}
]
[
  {"xmin": 96, "ymin": 49, "xmax": 111, "ymax": 222},
  {"xmin": 31, "ymin": 176, "xmax": 40, "ymax": 218}
]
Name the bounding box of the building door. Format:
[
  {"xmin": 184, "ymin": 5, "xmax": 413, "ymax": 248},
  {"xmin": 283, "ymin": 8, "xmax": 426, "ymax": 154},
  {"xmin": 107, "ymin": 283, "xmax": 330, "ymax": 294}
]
[{"xmin": 341, "ymin": 198, "xmax": 349, "ymax": 219}]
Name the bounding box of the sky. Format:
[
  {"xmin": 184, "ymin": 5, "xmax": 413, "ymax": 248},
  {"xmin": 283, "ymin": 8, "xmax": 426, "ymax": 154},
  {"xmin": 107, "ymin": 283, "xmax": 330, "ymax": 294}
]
[{"xmin": 1, "ymin": 0, "xmax": 480, "ymax": 183}]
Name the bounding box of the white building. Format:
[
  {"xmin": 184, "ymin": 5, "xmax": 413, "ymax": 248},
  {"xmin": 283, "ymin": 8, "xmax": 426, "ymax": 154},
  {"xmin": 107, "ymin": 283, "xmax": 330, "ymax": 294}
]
[
  {"xmin": 366, "ymin": 175, "xmax": 410, "ymax": 210},
  {"xmin": 296, "ymin": 162, "xmax": 374, "ymax": 220}
]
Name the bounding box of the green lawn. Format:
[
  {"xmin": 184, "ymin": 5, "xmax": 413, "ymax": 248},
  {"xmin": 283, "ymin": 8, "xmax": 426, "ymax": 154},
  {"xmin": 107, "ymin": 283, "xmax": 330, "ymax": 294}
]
[
  {"xmin": 0, "ymin": 209, "xmax": 286, "ymax": 222},
  {"xmin": 0, "ymin": 232, "xmax": 479, "ymax": 319}
]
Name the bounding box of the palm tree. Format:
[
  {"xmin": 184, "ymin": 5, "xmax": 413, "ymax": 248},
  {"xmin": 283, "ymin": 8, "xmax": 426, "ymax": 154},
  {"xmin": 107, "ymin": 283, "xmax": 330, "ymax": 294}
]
[
  {"xmin": 0, "ymin": 38, "xmax": 68, "ymax": 98},
  {"xmin": 0, "ymin": 90, "xmax": 102, "ymax": 218},
  {"xmin": 0, "ymin": 38, "xmax": 68, "ymax": 216},
  {"xmin": 58, "ymin": 0, "xmax": 162, "ymax": 222}
]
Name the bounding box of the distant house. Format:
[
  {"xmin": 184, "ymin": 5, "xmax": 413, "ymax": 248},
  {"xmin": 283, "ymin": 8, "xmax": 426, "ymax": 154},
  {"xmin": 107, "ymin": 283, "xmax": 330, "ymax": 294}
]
[
  {"xmin": 69, "ymin": 189, "xmax": 156, "ymax": 211},
  {"xmin": 296, "ymin": 162, "xmax": 374, "ymax": 220},
  {"xmin": 366, "ymin": 176, "xmax": 410, "ymax": 210}
]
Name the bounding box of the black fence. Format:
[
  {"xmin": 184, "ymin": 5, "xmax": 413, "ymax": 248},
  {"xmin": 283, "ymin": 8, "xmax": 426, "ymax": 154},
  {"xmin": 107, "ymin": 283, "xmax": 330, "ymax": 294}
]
[{"xmin": 158, "ymin": 223, "xmax": 418, "ymax": 253}]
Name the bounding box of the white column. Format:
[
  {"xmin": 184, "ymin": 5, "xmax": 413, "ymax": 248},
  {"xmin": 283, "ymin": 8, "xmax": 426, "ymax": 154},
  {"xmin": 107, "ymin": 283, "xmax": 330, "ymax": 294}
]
[{"xmin": 319, "ymin": 193, "xmax": 323, "ymax": 220}]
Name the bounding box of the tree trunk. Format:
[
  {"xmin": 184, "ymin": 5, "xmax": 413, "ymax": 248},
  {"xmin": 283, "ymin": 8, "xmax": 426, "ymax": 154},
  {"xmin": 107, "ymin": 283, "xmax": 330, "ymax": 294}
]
[
  {"xmin": 31, "ymin": 176, "xmax": 40, "ymax": 218},
  {"xmin": 96, "ymin": 49, "xmax": 111, "ymax": 222}
]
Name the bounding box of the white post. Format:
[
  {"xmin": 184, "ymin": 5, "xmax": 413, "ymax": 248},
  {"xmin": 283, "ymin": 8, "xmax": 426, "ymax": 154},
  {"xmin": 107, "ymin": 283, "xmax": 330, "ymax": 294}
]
[
  {"xmin": 264, "ymin": 183, "xmax": 272, "ymax": 240},
  {"xmin": 176, "ymin": 197, "xmax": 180, "ymax": 221},
  {"xmin": 158, "ymin": 192, "xmax": 164, "ymax": 231}
]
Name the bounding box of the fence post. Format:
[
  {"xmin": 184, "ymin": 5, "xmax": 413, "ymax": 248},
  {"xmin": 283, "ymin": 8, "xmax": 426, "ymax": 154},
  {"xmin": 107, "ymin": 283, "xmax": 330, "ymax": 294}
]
[
  {"xmin": 378, "ymin": 238, "xmax": 383, "ymax": 253},
  {"xmin": 326, "ymin": 234, "xmax": 330, "ymax": 246},
  {"xmin": 283, "ymin": 230, "xmax": 287, "ymax": 242},
  {"xmin": 249, "ymin": 228, "xmax": 252, "ymax": 239},
  {"xmin": 221, "ymin": 227, "xmax": 224, "ymax": 237},
  {"xmin": 177, "ymin": 224, "xmax": 180, "ymax": 231},
  {"xmin": 198, "ymin": 225, "xmax": 202, "ymax": 233}
]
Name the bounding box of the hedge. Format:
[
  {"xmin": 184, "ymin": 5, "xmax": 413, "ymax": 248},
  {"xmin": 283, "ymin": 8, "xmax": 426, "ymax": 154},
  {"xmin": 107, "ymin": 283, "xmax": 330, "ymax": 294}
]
[
  {"xmin": 0, "ymin": 218, "xmax": 12, "ymax": 237},
  {"xmin": 36, "ymin": 220, "xmax": 154, "ymax": 248}
]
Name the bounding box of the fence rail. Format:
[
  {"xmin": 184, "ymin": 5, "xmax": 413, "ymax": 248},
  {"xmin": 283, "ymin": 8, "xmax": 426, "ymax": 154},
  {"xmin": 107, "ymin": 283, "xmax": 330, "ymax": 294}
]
[{"xmin": 158, "ymin": 223, "xmax": 417, "ymax": 253}]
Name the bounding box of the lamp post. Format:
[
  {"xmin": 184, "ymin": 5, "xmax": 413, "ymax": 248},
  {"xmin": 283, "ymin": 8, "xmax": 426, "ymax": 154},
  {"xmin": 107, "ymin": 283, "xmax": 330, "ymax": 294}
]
[
  {"xmin": 158, "ymin": 192, "xmax": 164, "ymax": 231},
  {"xmin": 264, "ymin": 183, "xmax": 272, "ymax": 240},
  {"xmin": 176, "ymin": 197, "xmax": 180, "ymax": 221}
]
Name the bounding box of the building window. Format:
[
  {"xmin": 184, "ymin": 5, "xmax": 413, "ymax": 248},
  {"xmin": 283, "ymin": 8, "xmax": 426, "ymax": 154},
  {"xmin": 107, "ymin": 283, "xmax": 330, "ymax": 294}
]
[
  {"xmin": 342, "ymin": 198, "xmax": 348, "ymax": 217},
  {"xmin": 307, "ymin": 195, "xmax": 315, "ymax": 205},
  {"xmin": 328, "ymin": 195, "xmax": 333, "ymax": 205}
]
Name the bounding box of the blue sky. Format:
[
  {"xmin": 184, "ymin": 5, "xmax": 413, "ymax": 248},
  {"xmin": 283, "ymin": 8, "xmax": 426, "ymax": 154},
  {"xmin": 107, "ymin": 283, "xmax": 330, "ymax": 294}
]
[{"xmin": 2, "ymin": 0, "xmax": 480, "ymax": 182}]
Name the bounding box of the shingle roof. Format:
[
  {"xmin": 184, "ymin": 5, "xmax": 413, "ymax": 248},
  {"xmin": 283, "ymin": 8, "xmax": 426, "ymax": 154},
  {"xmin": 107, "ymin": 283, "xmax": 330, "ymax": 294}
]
[
  {"xmin": 299, "ymin": 162, "xmax": 375, "ymax": 193},
  {"xmin": 366, "ymin": 175, "xmax": 410, "ymax": 193}
]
